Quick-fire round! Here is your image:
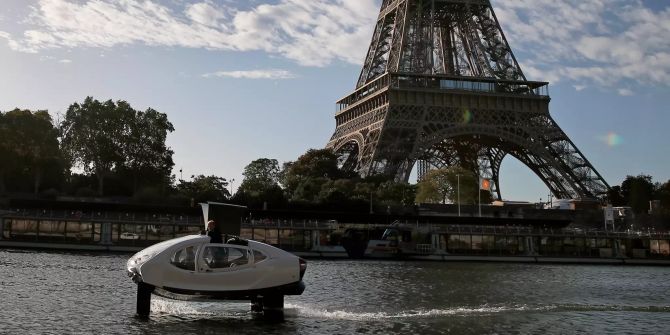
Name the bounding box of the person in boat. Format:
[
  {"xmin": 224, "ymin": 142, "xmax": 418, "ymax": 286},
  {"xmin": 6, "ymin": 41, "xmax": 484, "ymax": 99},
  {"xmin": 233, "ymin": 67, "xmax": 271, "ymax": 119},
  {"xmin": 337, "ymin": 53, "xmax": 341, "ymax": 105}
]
[{"xmin": 206, "ymin": 220, "xmax": 223, "ymax": 243}]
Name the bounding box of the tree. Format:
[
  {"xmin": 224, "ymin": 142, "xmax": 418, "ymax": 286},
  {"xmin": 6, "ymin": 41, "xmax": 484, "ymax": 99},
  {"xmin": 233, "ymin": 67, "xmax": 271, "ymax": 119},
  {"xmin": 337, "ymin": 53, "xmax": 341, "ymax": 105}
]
[
  {"xmin": 606, "ymin": 185, "xmax": 626, "ymax": 206},
  {"xmin": 376, "ymin": 181, "xmax": 417, "ymax": 206},
  {"xmin": 416, "ymin": 169, "xmax": 449, "ymax": 204},
  {"xmin": 291, "ymin": 177, "xmax": 329, "ymax": 203},
  {"xmin": 238, "ymin": 158, "xmax": 281, "ymax": 196},
  {"xmin": 0, "ymin": 111, "xmax": 12, "ymax": 193},
  {"xmin": 352, "ymin": 182, "xmax": 376, "ymax": 202},
  {"xmin": 0, "ymin": 109, "xmax": 64, "ymax": 194},
  {"xmin": 176, "ymin": 175, "xmax": 230, "ymax": 204},
  {"xmin": 415, "ymin": 167, "xmax": 477, "ymax": 204},
  {"xmin": 60, "ymin": 97, "xmax": 175, "ymax": 196},
  {"xmin": 235, "ymin": 158, "xmax": 286, "ymax": 208},
  {"xmin": 122, "ymin": 107, "xmax": 175, "ymax": 193},
  {"xmin": 60, "ymin": 97, "xmax": 132, "ymax": 195},
  {"xmin": 280, "ymin": 149, "xmax": 348, "ymax": 198},
  {"xmin": 657, "ymin": 180, "xmax": 670, "ymax": 214},
  {"xmin": 317, "ymin": 179, "xmax": 357, "ymax": 204},
  {"xmin": 621, "ymin": 174, "xmax": 655, "ymax": 214}
]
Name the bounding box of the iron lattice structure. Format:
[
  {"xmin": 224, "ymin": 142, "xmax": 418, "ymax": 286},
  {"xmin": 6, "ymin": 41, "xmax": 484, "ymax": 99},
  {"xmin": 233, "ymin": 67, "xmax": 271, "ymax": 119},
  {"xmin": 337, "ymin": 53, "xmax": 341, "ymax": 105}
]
[{"xmin": 326, "ymin": 0, "xmax": 610, "ymax": 200}]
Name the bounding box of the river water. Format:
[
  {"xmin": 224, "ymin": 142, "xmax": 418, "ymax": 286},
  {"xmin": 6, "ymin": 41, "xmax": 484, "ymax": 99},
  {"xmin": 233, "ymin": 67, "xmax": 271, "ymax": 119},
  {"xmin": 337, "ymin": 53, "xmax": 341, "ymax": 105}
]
[{"xmin": 1, "ymin": 249, "xmax": 669, "ymax": 334}]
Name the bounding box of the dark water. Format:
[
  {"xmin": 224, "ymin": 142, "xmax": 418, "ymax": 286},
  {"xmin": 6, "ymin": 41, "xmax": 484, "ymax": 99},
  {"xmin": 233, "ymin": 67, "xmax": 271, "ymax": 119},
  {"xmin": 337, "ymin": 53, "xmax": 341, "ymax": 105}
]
[{"xmin": 1, "ymin": 249, "xmax": 669, "ymax": 335}]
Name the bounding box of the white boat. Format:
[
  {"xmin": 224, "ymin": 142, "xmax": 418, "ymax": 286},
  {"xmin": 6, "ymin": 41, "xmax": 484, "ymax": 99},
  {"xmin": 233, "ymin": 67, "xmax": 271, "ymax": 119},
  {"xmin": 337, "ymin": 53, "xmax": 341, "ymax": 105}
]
[{"xmin": 127, "ymin": 234, "xmax": 306, "ymax": 317}]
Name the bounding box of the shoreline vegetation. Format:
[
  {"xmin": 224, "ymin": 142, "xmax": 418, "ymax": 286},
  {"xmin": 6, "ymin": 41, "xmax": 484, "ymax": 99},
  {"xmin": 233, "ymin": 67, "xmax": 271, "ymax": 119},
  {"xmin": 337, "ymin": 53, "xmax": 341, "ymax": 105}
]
[{"xmin": 1, "ymin": 97, "xmax": 669, "ymax": 231}]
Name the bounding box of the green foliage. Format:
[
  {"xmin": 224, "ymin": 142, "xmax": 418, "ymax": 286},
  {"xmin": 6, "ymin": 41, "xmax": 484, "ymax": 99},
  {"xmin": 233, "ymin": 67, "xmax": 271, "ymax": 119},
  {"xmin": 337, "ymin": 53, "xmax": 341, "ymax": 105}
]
[
  {"xmin": 0, "ymin": 111, "xmax": 14, "ymax": 194},
  {"xmin": 60, "ymin": 98, "xmax": 128, "ymax": 195},
  {"xmin": 352, "ymin": 182, "xmax": 376, "ymax": 201},
  {"xmin": 238, "ymin": 158, "xmax": 281, "ymax": 196},
  {"xmin": 292, "ymin": 177, "xmax": 329, "ymax": 203},
  {"xmin": 621, "ymin": 174, "xmax": 655, "ymax": 214},
  {"xmin": 235, "ymin": 158, "xmax": 286, "ymax": 208},
  {"xmin": 416, "ymin": 175, "xmax": 442, "ymax": 203},
  {"xmin": 318, "ymin": 179, "xmax": 355, "ymax": 204},
  {"xmin": 657, "ymin": 180, "xmax": 670, "ymax": 215},
  {"xmin": 606, "ymin": 185, "xmax": 626, "ymax": 206},
  {"xmin": 376, "ymin": 181, "xmax": 417, "ymax": 206},
  {"xmin": 122, "ymin": 107, "xmax": 175, "ymax": 192},
  {"xmin": 60, "ymin": 97, "xmax": 174, "ymax": 196},
  {"xmin": 280, "ymin": 149, "xmax": 348, "ymax": 199},
  {"xmin": 416, "ymin": 167, "xmax": 478, "ymax": 204},
  {"xmin": 0, "ymin": 109, "xmax": 65, "ymax": 194},
  {"xmin": 233, "ymin": 184, "xmax": 286, "ymax": 209},
  {"xmin": 177, "ymin": 175, "xmax": 230, "ymax": 204},
  {"xmin": 235, "ymin": 152, "xmax": 417, "ymax": 208}
]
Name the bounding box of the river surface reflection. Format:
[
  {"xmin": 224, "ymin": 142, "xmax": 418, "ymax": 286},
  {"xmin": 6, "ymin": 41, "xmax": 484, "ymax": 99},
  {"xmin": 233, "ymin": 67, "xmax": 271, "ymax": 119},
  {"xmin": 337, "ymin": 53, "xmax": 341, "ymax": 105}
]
[{"xmin": 1, "ymin": 249, "xmax": 669, "ymax": 334}]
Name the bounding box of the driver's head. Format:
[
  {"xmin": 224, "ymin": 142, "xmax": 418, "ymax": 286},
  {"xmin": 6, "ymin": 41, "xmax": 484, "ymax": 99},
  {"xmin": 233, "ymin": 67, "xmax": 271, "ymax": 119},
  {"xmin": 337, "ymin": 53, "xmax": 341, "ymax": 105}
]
[{"xmin": 207, "ymin": 220, "xmax": 216, "ymax": 230}]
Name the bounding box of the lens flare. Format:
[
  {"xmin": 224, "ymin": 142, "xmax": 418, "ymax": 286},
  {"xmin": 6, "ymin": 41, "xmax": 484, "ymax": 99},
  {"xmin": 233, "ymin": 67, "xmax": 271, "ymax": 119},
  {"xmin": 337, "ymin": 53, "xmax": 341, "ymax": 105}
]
[
  {"xmin": 462, "ymin": 109, "xmax": 473, "ymax": 124},
  {"xmin": 600, "ymin": 132, "xmax": 623, "ymax": 147},
  {"xmin": 608, "ymin": 132, "xmax": 623, "ymax": 147}
]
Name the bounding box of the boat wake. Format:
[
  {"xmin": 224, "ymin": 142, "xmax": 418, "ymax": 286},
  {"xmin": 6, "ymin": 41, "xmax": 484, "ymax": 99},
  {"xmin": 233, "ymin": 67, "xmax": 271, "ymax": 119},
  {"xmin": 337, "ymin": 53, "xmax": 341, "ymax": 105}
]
[
  {"xmin": 283, "ymin": 303, "xmax": 670, "ymax": 321},
  {"xmin": 150, "ymin": 297, "xmax": 249, "ymax": 317},
  {"xmin": 151, "ymin": 299, "xmax": 214, "ymax": 316},
  {"xmin": 147, "ymin": 297, "xmax": 670, "ymax": 321}
]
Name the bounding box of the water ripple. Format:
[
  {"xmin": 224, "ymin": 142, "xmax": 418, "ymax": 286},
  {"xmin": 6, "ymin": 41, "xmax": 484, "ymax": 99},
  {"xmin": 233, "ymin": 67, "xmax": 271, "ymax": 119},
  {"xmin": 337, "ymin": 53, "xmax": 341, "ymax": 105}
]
[{"xmin": 1, "ymin": 250, "xmax": 669, "ymax": 335}]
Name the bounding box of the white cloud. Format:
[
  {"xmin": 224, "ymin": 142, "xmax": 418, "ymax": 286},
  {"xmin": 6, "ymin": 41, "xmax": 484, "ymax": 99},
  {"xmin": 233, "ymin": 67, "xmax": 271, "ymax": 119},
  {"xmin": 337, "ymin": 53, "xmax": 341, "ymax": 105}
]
[
  {"xmin": 202, "ymin": 69, "xmax": 297, "ymax": 80},
  {"xmin": 618, "ymin": 88, "xmax": 634, "ymax": 96},
  {"xmin": 0, "ymin": 0, "xmax": 377, "ymax": 67},
  {"xmin": 58, "ymin": 58, "xmax": 72, "ymax": 63},
  {"xmin": 494, "ymin": 0, "xmax": 670, "ymax": 88},
  {"xmin": 185, "ymin": 2, "xmax": 229, "ymax": 28},
  {"xmin": 1, "ymin": 0, "xmax": 668, "ymax": 91}
]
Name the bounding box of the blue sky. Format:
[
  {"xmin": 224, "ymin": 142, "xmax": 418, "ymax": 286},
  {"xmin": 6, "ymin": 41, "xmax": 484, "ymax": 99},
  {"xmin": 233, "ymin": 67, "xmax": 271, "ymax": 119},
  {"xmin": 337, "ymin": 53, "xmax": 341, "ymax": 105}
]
[{"xmin": 1, "ymin": 0, "xmax": 669, "ymax": 201}]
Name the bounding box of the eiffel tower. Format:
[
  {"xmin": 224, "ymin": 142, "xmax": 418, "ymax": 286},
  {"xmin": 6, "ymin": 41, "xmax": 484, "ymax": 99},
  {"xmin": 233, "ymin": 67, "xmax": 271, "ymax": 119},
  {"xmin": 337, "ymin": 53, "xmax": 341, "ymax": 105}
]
[{"xmin": 326, "ymin": 0, "xmax": 610, "ymax": 200}]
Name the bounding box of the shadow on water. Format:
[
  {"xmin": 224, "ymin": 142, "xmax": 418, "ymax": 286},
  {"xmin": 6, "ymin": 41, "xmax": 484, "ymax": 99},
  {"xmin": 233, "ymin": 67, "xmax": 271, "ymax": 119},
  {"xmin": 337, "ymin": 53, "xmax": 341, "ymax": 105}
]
[
  {"xmin": 134, "ymin": 314, "xmax": 296, "ymax": 335},
  {"xmin": 130, "ymin": 296, "xmax": 670, "ymax": 335},
  {"xmin": 126, "ymin": 299, "xmax": 296, "ymax": 335}
]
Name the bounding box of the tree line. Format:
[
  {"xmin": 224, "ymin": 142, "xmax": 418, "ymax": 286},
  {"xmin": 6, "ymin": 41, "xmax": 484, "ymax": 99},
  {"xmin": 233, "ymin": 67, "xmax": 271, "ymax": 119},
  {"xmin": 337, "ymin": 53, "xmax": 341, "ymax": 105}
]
[
  {"xmin": 0, "ymin": 100, "xmax": 475, "ymax": 211},
  {"xmin": 2, "ymin": 98, "xmax": 669, "ymax": 215},
  {"xmin": 232, "ymin": 150, "xmax": 416, "ymax": 211},
  {"xmin": 607, "ymin": 175, "xmax": 670, "ymax": 214},
  {"xmin": 234, "ymin": 151, "xmax": 670, "ymax": 216},
  {"xmin": 1, "ymin": 98, "xmax": 187, "ymax": 203},
  {"xmin": 233, "ymin": 150, "xmax": 491, "ymax": 211}
]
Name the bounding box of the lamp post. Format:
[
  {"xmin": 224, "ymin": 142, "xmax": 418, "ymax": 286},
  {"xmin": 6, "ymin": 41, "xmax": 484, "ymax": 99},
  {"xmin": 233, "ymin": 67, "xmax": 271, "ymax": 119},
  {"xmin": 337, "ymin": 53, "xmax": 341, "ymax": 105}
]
[
  {"xmin": 369, "ymin": 191, "xmax": 374, "ymax": 214},
  {"xmin": 478, "ymin": 185, "xmax": 481, "ymax": 218},
  {"xmin": 457, "ymin": 174, "xmax": 461, "ymax": 217},
  {"xmin": 229, "ymin": 178, "xmax": 235, "ymax": 196},
  {"xmin": 0, "ymin": 210, "xmax": 9, "ymax": 241},
  {"xmin": 478, "ymin": 175, "xmax": 482, "ymax": 218}
]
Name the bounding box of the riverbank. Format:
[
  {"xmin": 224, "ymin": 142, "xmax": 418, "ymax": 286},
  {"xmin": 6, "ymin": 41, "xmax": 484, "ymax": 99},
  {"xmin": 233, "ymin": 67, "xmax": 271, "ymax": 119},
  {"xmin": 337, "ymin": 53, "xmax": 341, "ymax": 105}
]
[
  {"xmin": 2, "ymin": 239, "xmax": 670, "ymax": 266},
  {"xmin": 2, "ymin": 200, "xmax": 669, "ymax": 265}
]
